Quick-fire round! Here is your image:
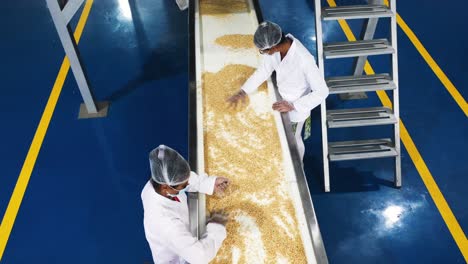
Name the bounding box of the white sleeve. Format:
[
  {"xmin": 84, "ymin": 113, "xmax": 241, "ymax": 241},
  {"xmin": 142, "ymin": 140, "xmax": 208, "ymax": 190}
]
[
  {"xmin": 240, "ymin": 56, "xmax": 275, "ymax": 94},
  {"xmin": 186, "ymin": 171, "xmax": 217, "ymax": 195},
  {"xmin": 292, "ymin": 57, "xmax": 329, "ymax": 113},
  {"xmin": 165, "ymin": 220, "xmax": 227, "ymax": 264}
]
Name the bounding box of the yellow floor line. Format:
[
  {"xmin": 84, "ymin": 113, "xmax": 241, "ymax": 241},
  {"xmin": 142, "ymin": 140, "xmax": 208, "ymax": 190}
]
[
  {"xmin": 396, "ymin": 14, "xmax": 468, "ymax": 117},
  {"xmin": 382, "ymin": 0, "xmax": 468, "ymax": 117},
  {"xmin": 327, "ymin": 0, "xmax": 468, "ymax": 261},
  {"xmin": 0, "ymin": 0, "xmax": 94, "ymax": 260}
]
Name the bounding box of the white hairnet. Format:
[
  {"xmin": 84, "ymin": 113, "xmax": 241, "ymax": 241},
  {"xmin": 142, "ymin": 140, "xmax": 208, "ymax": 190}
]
[
  {"xmin": 254, "ymin": 21, "xmax": 283, "ymax": 50},
  {"xmin": 149, "ymin": 145, "xmax": 190, "ymax": 186}
]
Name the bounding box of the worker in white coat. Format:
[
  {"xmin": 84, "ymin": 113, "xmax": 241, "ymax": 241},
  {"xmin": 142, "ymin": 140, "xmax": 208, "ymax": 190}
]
[
  {"xmin": 141, "ymin": 145, "xmax": 230, "ymax": 264},
  {"xmin": 228, "ymin": 21, "xmax": 329, "ymax": 160}
]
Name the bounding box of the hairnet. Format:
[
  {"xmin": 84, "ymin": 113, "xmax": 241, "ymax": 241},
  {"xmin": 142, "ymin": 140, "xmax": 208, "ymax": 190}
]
[
  {"xmin": 253, "ymin": 21, "xmax": 283, "ymax": 50},
  {"xmin": 149, "ymin": 145, "xmax": 190, "ymax": 186}
]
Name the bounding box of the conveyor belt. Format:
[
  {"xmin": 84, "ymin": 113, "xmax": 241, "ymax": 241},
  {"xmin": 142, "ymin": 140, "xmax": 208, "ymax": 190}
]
[{"xmin": 188, "ymin": 0, "xmax": 328, "ymax": 263}]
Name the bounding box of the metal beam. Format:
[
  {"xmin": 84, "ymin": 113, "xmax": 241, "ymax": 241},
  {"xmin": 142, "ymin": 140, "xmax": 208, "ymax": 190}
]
[
  {"xmin": 314, "ymin": 0, "xmax": 330, "ymax": 193},
  {"xmin": 389, "ymin": 0, "xmax": 402, "ymax": 187},
  {"xmin": 340, "ymin": 0, "xmax": 382, "ymax": 100},
  {"xmin": 62, "ymin": 0, "xmax": 86, "ymax": 24},
  {"xmin": 46, "ymin": 0, "xmax": 108, "ymax": 118}
]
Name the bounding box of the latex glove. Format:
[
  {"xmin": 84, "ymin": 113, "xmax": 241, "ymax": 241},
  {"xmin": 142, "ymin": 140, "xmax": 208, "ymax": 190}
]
[
  {"xmin": 207, "ymin": 210, "xmax": 229, "ymax": 226},
  {"xmin": 227, "ymin": 90, "xmax": 248, "ymax": 108},
  {"xmin": 214, "ymin": 177, "xmax": 230, "ymax": 196},
  {"xmin": 272, "ymin": 100, "xmax": 295, "ymax": 113}
]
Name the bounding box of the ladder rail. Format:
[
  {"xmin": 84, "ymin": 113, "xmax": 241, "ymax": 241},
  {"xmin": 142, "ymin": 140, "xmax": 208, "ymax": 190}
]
[
  {"xmin": 314, "ymin": 0, "xmax": 330, "ymax": 192},
  {"xmin": 389, "ymin": 0, "xmax": 402, "ymax": 187}
]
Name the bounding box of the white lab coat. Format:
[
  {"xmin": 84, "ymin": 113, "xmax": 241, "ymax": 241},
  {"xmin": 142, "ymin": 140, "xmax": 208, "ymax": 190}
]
[
  {"xmin": 241, "ymin": 34, "xmax": 329, "ymax": 122},
  {"xmin": 142, "ymin": 172, "xmax": 226, "ymax": 264}
]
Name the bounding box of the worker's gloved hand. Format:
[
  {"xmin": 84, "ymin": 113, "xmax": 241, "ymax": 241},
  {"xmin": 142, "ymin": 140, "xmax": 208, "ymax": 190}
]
[
  {"xmin": 214, "ymin": 177, "xmax": 230, "ymax": 196},
  {"xmin": 227, "ymin": 90, "xmax": 247, "ymax": 108},
  {"xmin": 207, "ymin": 210, "xmax": 229, "ymax": 226},
  {"xmin": 272, "ymin": 100, "xmax": 295, "ymax": 113}
]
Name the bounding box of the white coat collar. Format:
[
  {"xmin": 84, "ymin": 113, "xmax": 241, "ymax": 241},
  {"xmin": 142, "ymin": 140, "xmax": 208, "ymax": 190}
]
[{"xmin": 282, "ymin": 33, "xmax": 297, "ymax": 62}]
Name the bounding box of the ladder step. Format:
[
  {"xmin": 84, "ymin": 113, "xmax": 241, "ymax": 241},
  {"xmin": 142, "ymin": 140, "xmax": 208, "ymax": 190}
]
[
  {"xmin": 324, "ymin": 39, "xmax": 394, "ymax": 59},
  {"xmin": 327, "ymin": 107, "xmax": 397, "ymax": 128},
  {"xmin": 326, "ymin": 74, "xmax": 395, "ymax": 94},
  {"xmin": 329, "ymin": 138, "xmax": 397, "ymax": 161},
  {"xmin": 322, "ymin": 5, "xmax": 393, "ymax": 20}
]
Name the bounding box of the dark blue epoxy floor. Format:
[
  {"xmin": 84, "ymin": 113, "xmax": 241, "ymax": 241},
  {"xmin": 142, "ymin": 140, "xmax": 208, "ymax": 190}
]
[
  {"xmin": 260, "ymin": 1, "xmax": 467, "ymax": 263},
  {"xmin": 0, "ymin": 0, "xmax": 467, "ymax": 263}
]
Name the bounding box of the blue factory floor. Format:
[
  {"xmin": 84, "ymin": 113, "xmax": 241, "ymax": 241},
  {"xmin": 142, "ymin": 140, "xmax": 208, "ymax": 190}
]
[{"xmin": 0, "ymin": 0, "xmax": 466, "ymax": 263}]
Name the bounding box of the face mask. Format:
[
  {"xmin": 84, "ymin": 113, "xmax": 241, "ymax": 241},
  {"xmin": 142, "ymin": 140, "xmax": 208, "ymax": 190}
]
[{"xmin": 167, "ymin": 185, "xmax": 189, "ymax": 198}]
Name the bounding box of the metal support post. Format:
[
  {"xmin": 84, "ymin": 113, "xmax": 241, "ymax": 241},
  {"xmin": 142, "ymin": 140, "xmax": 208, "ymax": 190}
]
[
  {"xmin": 340, "ymin": 0, "xmax": 383, "ymax": 100},
  {"xmin": 314, "ymin": 0, "xmax": 330, "ymax": 192},
  {"xmin": 46, "ymin": 0, "xmax": 109, "ymax": 118},
  {"xmin": 389, "ymin": 0, "xmax": 402, "ymax": 187}
]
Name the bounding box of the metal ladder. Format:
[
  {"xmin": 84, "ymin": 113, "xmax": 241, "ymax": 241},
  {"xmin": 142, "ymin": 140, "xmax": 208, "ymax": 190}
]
[{"xmin": 314, "ymin": 0, "xmax": 401, "ymax": 192}]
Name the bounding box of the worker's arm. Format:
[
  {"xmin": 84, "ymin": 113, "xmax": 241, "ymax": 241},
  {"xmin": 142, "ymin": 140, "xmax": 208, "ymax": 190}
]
[
  {"xmin": 166, "ymin": 220, "xmax": 227, "ymax": 264},
  {"xmin": 240, "ymin": 55, "xmax": 276, "ymax": 94},
  {"xmin": 186, "ymin": 171, "xmax": 217, "ymax": 195},
  {"xmin": 292, "ymin": 57, "xmax": 329, "ymax": 113}
]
